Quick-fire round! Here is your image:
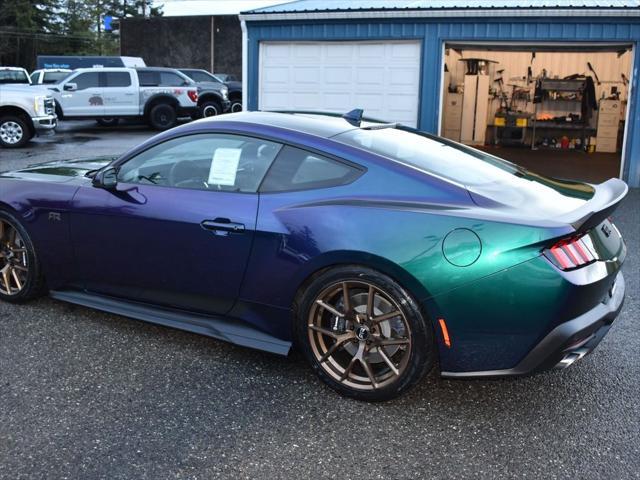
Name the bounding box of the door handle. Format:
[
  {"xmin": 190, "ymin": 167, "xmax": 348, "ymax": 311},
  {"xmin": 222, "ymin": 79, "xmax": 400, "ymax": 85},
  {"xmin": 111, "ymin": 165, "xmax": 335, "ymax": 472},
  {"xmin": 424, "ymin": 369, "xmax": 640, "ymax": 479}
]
[{"xmin": 201, "ymin": 218, "xmax": 245, "ymax": 233}]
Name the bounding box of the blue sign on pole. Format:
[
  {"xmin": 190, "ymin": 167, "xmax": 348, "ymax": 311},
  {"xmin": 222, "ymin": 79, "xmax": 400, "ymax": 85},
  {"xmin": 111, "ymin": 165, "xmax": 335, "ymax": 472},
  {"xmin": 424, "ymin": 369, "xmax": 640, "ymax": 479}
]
[{"xmin": 104, "ymin": 15, "xmax": 113, "ymax": 31}]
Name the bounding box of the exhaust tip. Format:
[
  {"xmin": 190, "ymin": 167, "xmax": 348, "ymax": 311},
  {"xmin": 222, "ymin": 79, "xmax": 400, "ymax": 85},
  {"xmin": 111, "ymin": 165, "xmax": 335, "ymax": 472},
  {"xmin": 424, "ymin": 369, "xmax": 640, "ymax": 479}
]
[{"xmin": 554, "ymin": 347, "xmax": 590, "ymax": 370}]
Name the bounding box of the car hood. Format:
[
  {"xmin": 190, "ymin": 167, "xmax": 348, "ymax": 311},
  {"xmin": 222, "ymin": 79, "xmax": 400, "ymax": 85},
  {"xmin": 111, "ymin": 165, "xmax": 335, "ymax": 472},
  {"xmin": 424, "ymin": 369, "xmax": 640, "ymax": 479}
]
[
  {"xmin": 0, "ymin": 84, "xmax": 52, "ymax": 95},
  {"xmin": 1, "ymin": 157, "xmax": 115, "ymax": 182}
]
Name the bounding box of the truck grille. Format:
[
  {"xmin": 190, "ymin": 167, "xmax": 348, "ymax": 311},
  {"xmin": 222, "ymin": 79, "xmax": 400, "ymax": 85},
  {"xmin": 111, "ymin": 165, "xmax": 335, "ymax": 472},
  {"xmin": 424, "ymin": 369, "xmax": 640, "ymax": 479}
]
[{"xmin": 44, "ymin": 98, "xmax": 55, "ymax": 115}]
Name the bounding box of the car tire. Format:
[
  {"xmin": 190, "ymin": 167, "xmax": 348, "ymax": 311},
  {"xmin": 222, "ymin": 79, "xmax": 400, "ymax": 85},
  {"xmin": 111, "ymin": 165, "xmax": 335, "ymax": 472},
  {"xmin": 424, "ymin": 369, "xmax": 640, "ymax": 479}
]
[
  {"xmin": 148, "ymin": 103, "xmax": 177, "ymax": 130},
  {"xmin": 96, "ymin": 117, "xmax": 119, "ymax": 127},
  {"xmin": 201, "ymin": 100, "xmax": 222, "ymax": 118},
  {"xmin": 0, "ymin": 210, "xmax": 45, "ymax": 303},
  {"xmin": 230, "ymin": 99, "xmax": 243, "ymax": 113},
  {"xmin": 294, "ymin": 266, "xmax": 435, "ymax": 401},
  {"xmin": 0, "ymin": 115, "xmax": 31, "ymax": 148}
]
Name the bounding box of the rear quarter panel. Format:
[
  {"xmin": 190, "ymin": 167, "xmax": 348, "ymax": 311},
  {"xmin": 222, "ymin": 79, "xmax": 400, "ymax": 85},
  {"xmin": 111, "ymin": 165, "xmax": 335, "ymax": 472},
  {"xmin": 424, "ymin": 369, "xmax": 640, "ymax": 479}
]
[{"xmin": 240, "ymin": 141, "xmax": 571, "ymax": 346}]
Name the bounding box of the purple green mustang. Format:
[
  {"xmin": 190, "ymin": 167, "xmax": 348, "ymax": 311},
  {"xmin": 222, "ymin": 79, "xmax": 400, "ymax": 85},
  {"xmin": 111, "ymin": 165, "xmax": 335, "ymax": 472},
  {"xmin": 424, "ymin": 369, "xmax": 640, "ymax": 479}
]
[{"xmin": 0, "ymin": 111, "xmax": 627, "ymax": 400}]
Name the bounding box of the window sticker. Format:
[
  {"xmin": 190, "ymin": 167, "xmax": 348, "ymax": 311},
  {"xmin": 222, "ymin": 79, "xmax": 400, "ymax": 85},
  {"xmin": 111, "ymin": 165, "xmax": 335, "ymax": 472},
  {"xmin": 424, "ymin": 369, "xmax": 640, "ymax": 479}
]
[{"xmin": 208, "ymin": 148, "xmax": 241, "ymax": 186}]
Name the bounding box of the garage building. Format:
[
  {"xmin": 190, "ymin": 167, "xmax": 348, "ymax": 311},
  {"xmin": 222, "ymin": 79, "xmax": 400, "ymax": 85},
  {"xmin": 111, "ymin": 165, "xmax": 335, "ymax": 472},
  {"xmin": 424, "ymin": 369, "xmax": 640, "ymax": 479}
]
[{"xmin": 240, "ymin": 0, "xmax": 640, "ymax": 187}]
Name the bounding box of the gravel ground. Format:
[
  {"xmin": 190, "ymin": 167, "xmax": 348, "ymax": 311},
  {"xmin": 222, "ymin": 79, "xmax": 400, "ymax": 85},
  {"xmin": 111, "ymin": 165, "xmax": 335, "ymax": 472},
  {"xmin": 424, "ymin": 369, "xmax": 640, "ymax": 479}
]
[{"xmin": 0, "ymin": 122, "xmax": 638, "ymax": 479}]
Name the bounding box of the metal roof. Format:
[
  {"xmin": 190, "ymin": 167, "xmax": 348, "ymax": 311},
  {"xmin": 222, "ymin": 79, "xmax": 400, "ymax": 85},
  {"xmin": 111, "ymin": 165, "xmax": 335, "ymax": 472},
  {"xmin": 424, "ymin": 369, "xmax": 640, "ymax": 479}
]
[{"xmin": 247, "ymin": 0, "xmax": 640, "ymax": 13}]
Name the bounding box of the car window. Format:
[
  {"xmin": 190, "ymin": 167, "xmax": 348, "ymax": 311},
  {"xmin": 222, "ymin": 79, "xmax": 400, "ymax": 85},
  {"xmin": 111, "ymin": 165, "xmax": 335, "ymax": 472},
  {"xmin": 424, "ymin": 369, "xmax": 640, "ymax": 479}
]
[
  {"xmin": 0, "ymin": 70, "xmax": 30, "ymax": 84},
  {"xmin": 42, "ymin": 71, "xmax": 70, "ymax": 84},
  {"xmin": 160, "ymin": 72, "xmax": 188, "ymax": 86},
  {"xmin": 260, "ymin": 146, "xmax": 362, "ymax": 192},
  {"xmin": 104, "ymin": 72, "xmax": 131, "ymax": 87},
  {"xmin": 117, "ymin": 134, "xmax": 283, "ymax": 193},
  {"xmin": 73, "ymin": 72, "xmax": 100, "ymax": 90},
  {"xmin": 138, "ymin": 71, "xmax": 159, "ymax": 86},
  {"xmin": 333, "ymin": 127, "xmax": 591, "ymax": 208}
]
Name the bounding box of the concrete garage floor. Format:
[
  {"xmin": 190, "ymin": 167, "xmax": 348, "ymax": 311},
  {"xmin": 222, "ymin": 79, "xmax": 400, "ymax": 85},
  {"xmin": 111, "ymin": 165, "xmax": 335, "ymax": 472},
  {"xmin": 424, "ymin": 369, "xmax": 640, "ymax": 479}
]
[
  {"xmin": 479, "ymin": 146, "xmax": 621, "ymax": 184},
  {"xmin": 0, "ymin": 122, "xmax": 638, "ymax": 479}
]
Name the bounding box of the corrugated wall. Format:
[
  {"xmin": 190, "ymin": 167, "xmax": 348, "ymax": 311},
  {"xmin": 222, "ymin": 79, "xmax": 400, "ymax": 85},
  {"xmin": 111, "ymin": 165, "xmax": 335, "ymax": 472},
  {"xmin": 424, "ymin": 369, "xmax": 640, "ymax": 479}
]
[{"xmin": 246, "ymin": 18, "xmax": 640, "ymax": 186}]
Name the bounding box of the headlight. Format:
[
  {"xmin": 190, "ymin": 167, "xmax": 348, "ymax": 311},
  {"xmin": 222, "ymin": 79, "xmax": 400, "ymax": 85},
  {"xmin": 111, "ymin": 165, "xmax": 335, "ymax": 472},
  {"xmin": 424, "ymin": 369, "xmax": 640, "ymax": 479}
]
[
  {"xmin": 34, "ymin": 95, "xmax": 46, "ymax": 115},
  {"xmin": 221, "ymin": 86, "xmax": 228, "ymax": 100}
]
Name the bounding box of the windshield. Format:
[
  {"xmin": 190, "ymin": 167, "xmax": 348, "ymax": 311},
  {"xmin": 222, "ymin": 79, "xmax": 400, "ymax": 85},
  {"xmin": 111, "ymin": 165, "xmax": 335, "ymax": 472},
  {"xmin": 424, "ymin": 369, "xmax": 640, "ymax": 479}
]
[
  {"xmin": 0, "ymin": 70, "xmax": 30, "ymax": 84},
  {"xmin": 184, "ymin": 70, "xmax": 217, "ymax": 83},
  {"xmin": 42, "ymin": 71, "xmax": 71, "ymax": 84},
  {"xmin": 334, "ymin": 127, "xmax": 593, "ymax": 209},
  {"xmin": 214, "ymin": 74, "xmax": 231, "ymax": 82}
]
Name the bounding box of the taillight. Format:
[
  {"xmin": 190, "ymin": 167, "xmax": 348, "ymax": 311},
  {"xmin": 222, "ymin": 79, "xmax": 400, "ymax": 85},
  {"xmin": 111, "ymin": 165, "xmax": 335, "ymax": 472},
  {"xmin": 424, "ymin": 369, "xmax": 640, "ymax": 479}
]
[
  {"xmin": 544, "ymin": 235, "xmax": 595, "ymax": 270},
  {"xmin": 187, "ymin": 90, "xmax": 198, "ymax": 103}
]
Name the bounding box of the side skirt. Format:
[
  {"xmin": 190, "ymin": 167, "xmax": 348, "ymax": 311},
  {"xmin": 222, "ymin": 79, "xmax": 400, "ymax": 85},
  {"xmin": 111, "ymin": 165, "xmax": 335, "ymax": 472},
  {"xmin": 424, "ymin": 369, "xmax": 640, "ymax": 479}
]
[{"xmin": 49, "ymin": 290, "xmax": 291, "ymax": 356}]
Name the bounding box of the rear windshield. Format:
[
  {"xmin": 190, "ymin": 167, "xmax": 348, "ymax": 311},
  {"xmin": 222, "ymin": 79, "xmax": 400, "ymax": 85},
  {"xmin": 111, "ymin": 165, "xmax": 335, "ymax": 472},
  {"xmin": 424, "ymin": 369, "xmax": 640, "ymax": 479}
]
[
  {"xmin": 0, "ymin": 70, "xmax": 30, "ymax": 84},
  {"xmin": 333, "ymin": 127, "xmax": 594, "ymax": 205}
]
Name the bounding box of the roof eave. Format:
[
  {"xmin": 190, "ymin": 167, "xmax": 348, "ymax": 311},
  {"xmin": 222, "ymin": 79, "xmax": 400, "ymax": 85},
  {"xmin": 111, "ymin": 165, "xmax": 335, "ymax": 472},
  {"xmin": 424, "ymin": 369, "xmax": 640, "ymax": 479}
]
[{"xmin": 239, "ymin": 8, "xmax": 640, "ymax": 21}]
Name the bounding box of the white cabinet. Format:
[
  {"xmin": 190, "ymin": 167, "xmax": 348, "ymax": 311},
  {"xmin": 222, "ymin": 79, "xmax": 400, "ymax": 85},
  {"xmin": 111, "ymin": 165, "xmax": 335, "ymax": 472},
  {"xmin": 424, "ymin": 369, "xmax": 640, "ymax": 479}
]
[{"xmin": 596, "ymin": 99, "xmax": 621, "ymax": 153}]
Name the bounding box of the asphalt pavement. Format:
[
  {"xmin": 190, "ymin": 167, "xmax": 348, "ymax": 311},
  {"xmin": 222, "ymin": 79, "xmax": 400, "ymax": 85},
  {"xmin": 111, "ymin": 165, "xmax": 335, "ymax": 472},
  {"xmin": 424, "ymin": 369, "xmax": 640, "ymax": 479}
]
[{"xmin": 0, "ymin": 122, "xmax": 638, "ymax": 479}]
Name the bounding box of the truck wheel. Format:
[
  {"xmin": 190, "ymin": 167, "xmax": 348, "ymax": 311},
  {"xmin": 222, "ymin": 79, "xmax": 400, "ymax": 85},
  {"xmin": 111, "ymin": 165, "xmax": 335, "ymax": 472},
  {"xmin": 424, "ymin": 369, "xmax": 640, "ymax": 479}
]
[
  {"xmin": 230, "ymin": 99, "xmax": 243, "ymax": 113},
  {"xmin": 0, "ymin": 116, "xmax": 31, "ymax": 148},
  {"xmin": 201, "ymin": 100, "xmax": 221, "ymax": 118},
  {"xmin": 96, "ymin": 118, "xmax": 119, "ymax": 127},
  {"xmin": 148, "ymin": 104, "xmax": 177, "ymax": 130}
]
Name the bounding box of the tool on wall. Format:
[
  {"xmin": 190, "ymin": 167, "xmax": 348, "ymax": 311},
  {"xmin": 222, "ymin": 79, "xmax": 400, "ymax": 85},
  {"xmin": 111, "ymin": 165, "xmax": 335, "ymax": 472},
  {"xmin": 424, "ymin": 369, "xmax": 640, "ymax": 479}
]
[
  {"xmin": 493, "ymin": 69, "xmax": 510, "ymax": 111},
  {"xmin": 621, "ymin": 73, "xmax": 629, "ymax": 86},
  {"xmin": 587, "ymin": 62, "xmax": 601, "ymax": 86}
]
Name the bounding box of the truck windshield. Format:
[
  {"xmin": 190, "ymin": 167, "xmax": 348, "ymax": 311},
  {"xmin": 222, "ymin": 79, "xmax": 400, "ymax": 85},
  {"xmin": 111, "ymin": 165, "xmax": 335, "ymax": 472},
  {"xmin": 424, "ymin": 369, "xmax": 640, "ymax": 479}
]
[
  {"xmin": 42, "ymin": 71, "xmax": 71, "ymax": 84},
  {"xmin": 0, "ymin": 70, "xmax": 30, "ymax": 84}
]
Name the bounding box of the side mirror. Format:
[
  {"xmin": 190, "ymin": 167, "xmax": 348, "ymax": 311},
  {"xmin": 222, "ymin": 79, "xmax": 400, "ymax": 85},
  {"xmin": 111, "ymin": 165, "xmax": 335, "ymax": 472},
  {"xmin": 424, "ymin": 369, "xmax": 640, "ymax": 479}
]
[
  {"xmin": 63, "ymin": 82, "xmax": 77, "ymax": 91},
  {"xmin": 92, "ymin": 167, "xmax": 118, "ymax": 190}
]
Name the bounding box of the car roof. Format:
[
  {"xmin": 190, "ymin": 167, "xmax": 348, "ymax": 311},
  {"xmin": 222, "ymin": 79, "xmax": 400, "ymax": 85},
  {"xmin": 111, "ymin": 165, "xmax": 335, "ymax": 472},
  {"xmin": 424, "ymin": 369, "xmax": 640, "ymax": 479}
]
[{"xmin": 199, "ymin": 111, "xmax": 378, "ymax": 138}]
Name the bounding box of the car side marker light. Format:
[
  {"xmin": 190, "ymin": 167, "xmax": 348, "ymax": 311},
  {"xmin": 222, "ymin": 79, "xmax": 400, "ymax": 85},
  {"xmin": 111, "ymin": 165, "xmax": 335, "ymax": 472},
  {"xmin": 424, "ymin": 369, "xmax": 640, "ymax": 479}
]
[{"xmin": 438, "ymin": 318, "xmax": 452, "ymax": 348}]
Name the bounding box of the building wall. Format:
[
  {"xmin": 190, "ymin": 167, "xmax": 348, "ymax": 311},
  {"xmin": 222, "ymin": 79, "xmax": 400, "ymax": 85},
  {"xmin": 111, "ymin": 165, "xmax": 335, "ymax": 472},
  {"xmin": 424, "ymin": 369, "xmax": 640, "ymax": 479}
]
[
  {"xmin": 213, "ymin": 15, "xmax": 243, "ymax": 77},
  {"xmin": 245, "ymin": 17, "xmax": 640, "ymax": 187},
  {"xmin": 120, "ymin": 15, "xmax": 242, "ymax": 78}
]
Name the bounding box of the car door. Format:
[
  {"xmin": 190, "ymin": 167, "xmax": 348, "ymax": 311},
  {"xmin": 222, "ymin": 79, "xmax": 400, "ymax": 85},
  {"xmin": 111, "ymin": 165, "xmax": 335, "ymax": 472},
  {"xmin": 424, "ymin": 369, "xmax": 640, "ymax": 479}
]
[
  {"xmin": 60, "ymin": 71, "xmax": 103, "ymax": 116},
  {"xmin": 102, "ymin": 71, "xmax": 138, "ymax": 116},
  {"xmin": 70, "ymin": 132, "xmax": 282, "ymax": 315}
]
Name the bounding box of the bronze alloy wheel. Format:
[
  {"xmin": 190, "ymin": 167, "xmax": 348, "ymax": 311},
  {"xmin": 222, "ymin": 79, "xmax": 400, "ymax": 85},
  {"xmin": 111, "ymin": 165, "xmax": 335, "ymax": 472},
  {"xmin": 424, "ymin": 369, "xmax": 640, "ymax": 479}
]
[
  {"xmin": 0, "ymin": 219, "xmax": 29, "ymax": 296},
  {"xmin": 307, "ymin": 280, "xmax": 412, "ymax": 391}
]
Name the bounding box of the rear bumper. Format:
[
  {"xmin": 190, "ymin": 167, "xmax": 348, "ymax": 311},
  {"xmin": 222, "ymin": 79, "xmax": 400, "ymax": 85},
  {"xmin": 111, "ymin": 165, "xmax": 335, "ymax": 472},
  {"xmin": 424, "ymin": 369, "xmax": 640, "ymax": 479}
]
[{"xmin": 441, "ymin": 271, "xmax": 625, "ymax": 378}]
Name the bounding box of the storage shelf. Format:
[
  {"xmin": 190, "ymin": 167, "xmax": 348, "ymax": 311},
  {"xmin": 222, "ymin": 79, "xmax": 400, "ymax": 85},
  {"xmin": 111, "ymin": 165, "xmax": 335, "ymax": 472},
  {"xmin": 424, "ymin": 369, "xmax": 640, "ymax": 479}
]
[{"xmin": 533, "ymin": 123, "xmax": 596, "ymax": 131}]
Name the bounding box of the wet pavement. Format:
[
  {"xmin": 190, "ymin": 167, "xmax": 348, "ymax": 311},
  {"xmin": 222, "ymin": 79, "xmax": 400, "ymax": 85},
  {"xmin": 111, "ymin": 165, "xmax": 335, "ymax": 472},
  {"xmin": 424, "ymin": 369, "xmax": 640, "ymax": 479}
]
[{"xmin": 0, "ymin": 120, "xmax": 157, "ymax": 171}]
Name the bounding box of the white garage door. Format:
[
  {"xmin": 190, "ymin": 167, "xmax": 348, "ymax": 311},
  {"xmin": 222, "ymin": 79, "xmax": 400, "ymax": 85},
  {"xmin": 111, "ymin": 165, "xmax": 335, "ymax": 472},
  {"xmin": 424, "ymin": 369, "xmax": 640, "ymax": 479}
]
[{"xmin": 259, "ymin": 41, "xmax": 422, "ymax": 127}]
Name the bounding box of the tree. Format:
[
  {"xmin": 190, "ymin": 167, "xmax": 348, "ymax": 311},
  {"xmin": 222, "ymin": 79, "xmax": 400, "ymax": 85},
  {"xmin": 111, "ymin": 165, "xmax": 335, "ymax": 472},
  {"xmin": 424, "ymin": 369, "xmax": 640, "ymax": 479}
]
[{"xmin": 0, "ymin": 0, "xmax": 162, "ymax": 66}]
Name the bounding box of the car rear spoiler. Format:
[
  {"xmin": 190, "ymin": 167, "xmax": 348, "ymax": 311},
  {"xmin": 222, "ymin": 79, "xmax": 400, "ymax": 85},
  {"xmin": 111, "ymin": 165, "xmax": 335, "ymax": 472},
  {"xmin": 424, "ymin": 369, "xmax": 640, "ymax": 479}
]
[{"xmin": 557, "ymin": 178, "xmax": 628, "ymax": 231}]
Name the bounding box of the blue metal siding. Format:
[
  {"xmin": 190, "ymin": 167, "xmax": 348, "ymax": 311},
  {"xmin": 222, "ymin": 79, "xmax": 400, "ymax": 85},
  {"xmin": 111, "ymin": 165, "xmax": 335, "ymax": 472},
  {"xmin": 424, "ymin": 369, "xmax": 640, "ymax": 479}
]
[{"xmin": 246, "ymin": 18, "xmax": 640, "ymax": 186}]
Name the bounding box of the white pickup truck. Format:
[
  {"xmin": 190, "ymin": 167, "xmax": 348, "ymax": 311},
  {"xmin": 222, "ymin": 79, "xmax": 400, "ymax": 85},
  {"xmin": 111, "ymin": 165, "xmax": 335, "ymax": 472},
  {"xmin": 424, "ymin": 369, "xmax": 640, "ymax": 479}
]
[
  {"xmin": 48, "ymin": 67, "xmax": 200, "ymax": 130},
  {"xmin": 0, "ymin": 80, "xmax": 57, "ymax": 148}
]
